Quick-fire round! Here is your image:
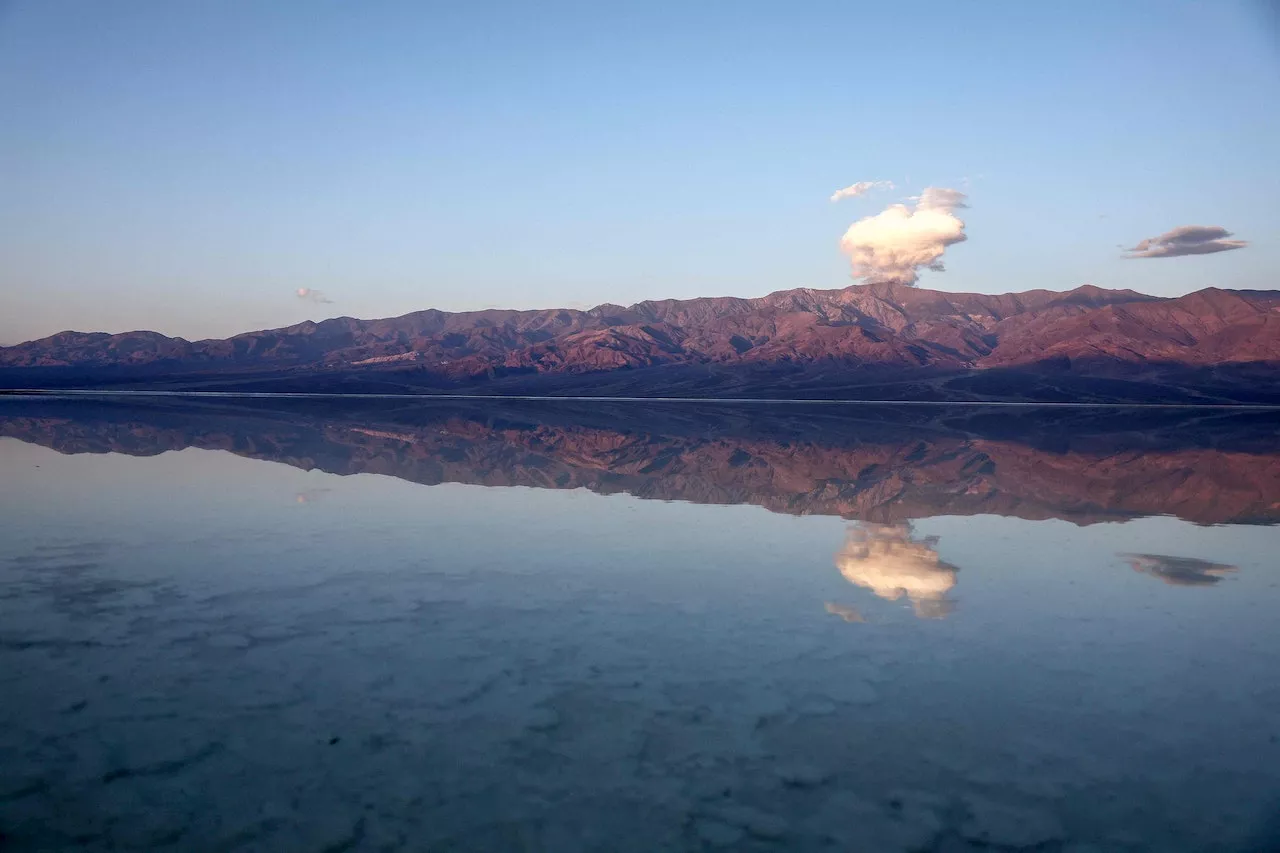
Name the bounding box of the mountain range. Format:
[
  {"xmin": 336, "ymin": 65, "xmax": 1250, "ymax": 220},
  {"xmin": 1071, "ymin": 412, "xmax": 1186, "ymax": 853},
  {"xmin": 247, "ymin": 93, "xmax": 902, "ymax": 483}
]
[{"xmin": 4, "ymin": 281, "xmax": 1280, "ymax": 402}]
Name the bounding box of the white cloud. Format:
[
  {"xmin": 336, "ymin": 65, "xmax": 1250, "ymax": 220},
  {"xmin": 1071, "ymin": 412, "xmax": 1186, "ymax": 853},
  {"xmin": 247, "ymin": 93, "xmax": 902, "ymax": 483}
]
[
  {"xmin": 837, "ymin": 186, "xmax": 968, "ymax": 284},
  {"xmin": 829, "ymin": 180, "xmax": 894, "ymax": 203}
]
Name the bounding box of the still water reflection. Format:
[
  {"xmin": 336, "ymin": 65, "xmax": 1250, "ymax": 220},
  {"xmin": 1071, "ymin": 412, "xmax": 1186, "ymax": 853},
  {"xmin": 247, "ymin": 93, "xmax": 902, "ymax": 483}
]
[
  {"xmin": 1124, "ymin": 553, "xmax": 1239, "ymax": 588},
  {"xmin": 1, "ymin": 396, "xmax": 1278, "ymax": 851},
  {"xmin": 835, "ymin": 523, "xmax": 959, "ymax": 620}
]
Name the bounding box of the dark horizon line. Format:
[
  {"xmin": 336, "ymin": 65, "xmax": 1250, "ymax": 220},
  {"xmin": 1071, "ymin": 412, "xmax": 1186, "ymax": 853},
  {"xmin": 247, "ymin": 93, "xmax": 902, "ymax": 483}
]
[{"xmin": 5, "ymin": 389, "xmax": 1280, "ymax": 410}]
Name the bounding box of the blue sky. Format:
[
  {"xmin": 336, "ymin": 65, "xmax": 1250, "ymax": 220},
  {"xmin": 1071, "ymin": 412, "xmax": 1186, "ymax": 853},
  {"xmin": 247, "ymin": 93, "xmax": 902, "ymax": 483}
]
[{"xmin": 1, "ymin": 0, "xmax": 1277, "ymax": 343}]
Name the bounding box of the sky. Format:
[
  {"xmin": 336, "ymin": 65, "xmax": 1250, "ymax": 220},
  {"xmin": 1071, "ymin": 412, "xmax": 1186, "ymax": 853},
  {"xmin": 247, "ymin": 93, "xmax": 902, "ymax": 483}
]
[{"xmin": 1, "ymin": 0, "xmax": 1278, "ymax": 344}]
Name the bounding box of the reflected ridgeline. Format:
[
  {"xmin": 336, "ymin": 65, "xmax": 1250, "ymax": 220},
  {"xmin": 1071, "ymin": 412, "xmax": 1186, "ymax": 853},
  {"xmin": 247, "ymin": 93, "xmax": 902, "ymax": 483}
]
[{"xmin": 2, "ymin": 395, "xmax": 1280, "ymax": 527}]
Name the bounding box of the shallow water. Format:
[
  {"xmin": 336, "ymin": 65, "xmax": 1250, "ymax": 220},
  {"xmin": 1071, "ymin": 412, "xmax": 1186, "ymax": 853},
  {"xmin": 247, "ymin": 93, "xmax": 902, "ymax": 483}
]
[{"xmin": 1, "ymin": 398, "xmax": 1279, "ymax": 851}]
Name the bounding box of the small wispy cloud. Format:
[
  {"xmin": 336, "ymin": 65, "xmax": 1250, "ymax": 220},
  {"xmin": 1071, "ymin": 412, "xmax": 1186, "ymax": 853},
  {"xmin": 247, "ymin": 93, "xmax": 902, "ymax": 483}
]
[
  {"xmin": 295, "ymin": 487, "xmax": 333, "ymax": 505},
  {"xmin": 1124, "ymin": 225, "xmax": 1248, "ymax": 259},
  {"xmin": 830, "ymin": 180, "xmax": 894, "ymax": 203},
  {"xmin": 296, "ymin": 287, "xmax": 333, "ymax": 304}
]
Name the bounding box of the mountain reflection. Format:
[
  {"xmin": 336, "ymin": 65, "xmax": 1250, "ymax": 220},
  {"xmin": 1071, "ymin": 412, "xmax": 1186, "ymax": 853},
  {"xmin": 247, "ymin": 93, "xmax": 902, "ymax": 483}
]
[
  {"xmin": 2, "ymin": 395, "xmax": 1279, "ymax": 528},
  {"xmin": 1125, "ymin": 554, "xmax": 1239, "ymax": 587},
  {"xmin": 834, "ymin": 523, "xmax": 958, "ymax": 619}
]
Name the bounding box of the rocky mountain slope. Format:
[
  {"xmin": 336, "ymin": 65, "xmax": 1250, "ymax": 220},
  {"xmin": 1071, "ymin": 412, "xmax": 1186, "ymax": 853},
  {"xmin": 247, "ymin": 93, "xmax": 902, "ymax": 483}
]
[{"xmin": 3, "ymin": 282, "xmax": 1279, "ymax": 401}]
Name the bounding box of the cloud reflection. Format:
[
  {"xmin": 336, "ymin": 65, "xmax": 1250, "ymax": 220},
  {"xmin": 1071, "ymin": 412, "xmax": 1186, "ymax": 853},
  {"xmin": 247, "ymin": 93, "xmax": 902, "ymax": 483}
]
[
  {"xmin": 824, "ymin": 602, "xmax": 866, "ymax": 623},
  {"xmin": 834, "ymin": 523, "xmax": 959, "ymax": 619},
  {"xmin": 1124, "ymin": 553, "xmax": 1238, "ymax": 587}
]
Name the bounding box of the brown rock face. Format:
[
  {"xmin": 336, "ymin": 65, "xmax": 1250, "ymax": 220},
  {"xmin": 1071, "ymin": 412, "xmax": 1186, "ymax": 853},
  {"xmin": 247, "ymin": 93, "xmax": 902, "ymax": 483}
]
[{"xmin": 3, "ymin": 283, "xmax": 1278, "ymax": 401}]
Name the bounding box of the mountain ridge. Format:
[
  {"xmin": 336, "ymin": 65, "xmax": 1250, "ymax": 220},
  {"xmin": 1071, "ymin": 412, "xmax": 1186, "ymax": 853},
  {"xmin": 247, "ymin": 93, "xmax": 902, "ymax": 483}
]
[
  {"xmin": 4, "ymin": 280, "xmax": 1153, "ymax": 348},
  {"xmin": 3, "ymin": 282, "xmax": 1278, "ymax": 403}
]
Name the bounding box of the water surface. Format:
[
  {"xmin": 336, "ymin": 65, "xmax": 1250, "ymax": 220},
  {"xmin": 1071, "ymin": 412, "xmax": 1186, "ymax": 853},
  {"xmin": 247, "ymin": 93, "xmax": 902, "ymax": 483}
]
[{"xmin": 1, "ymin": 398, "xmax": 1278, "ymax": 851}]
